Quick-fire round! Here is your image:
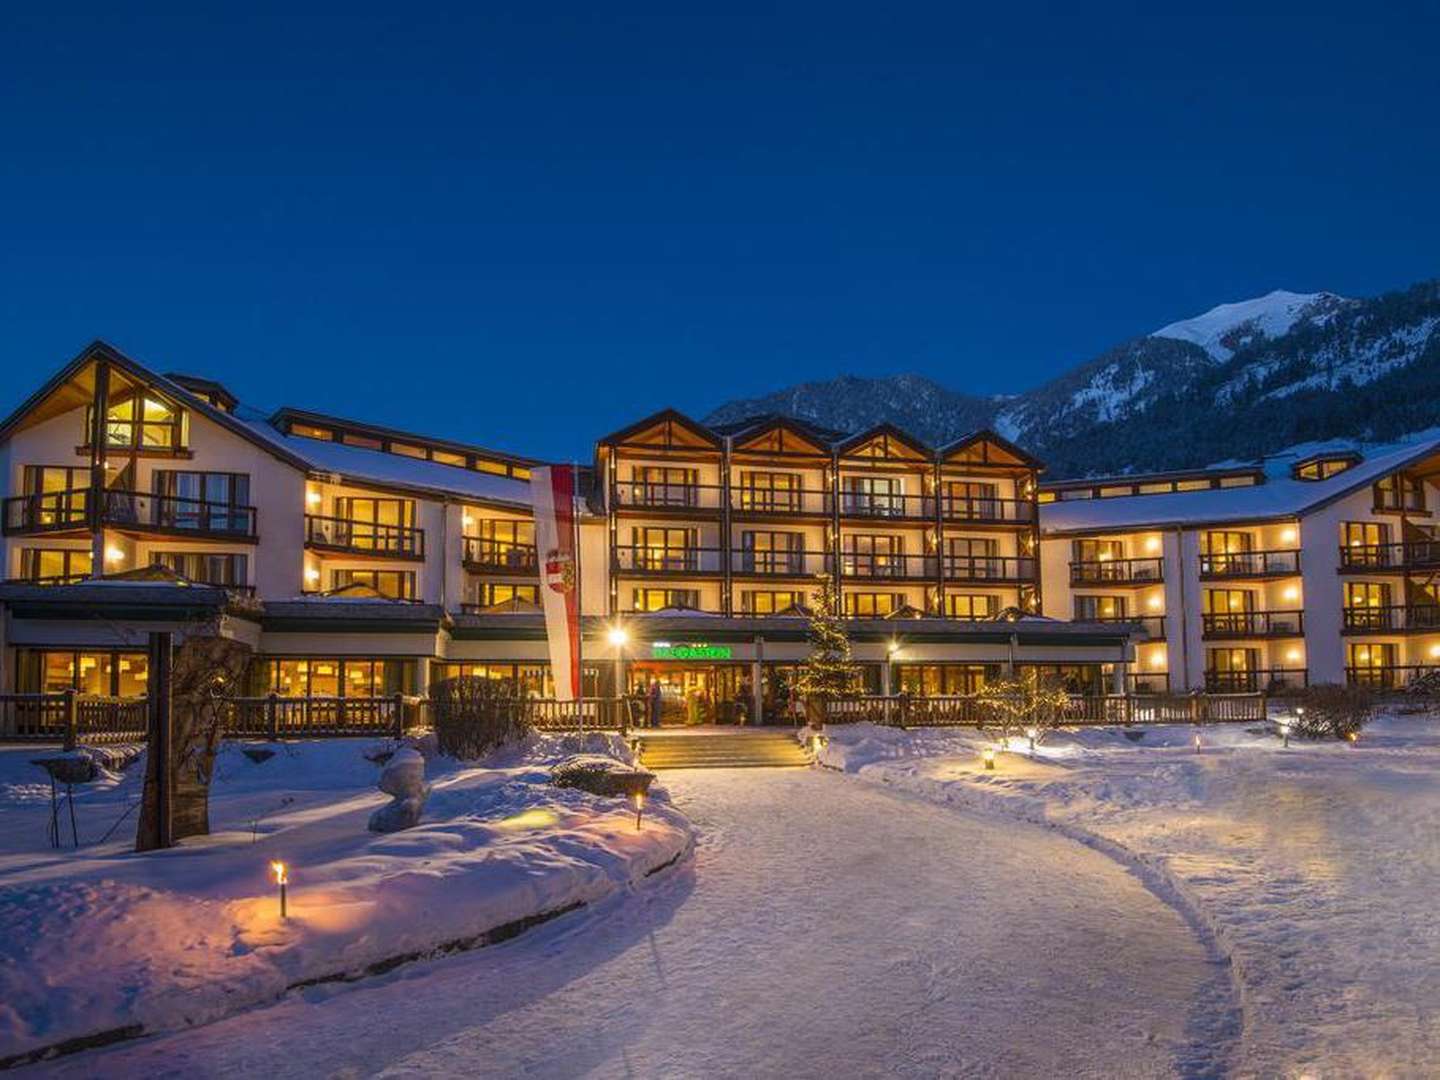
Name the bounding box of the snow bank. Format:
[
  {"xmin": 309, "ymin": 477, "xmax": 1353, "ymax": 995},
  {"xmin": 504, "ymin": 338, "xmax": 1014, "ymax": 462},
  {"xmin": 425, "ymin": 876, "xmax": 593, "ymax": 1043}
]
[
  {"xmin": 822, "ymin": 715, "xmax": 1440, "ymax": 1077},
  {"xmin": 0, "ymin": 733, "xmax": 692, "ymax": 1063}
]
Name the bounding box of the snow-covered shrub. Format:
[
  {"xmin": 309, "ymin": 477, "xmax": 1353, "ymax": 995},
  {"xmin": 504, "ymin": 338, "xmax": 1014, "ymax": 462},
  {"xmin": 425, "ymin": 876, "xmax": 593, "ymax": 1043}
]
[
  {"xmin": 550, "ymin": 754, "xmax": 653, "ymax": 798},
  {"xmin": 1291, "ymin": 684, "xmax": 1377, "ymax": 741},
  {"xmin": 430, "ymin": 676, "xmax": 531, "ymax": 760}
]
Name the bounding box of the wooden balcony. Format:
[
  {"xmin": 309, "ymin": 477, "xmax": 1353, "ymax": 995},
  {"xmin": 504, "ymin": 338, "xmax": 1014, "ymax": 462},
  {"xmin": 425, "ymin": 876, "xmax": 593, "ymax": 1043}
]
[
  {"xmin": 1205, "ymin": 668, "xmax": 1308, "ymax": 693},
  {"xmin": 731, "ymin": 550, "xmax": 832, "ymax": 578},
  {"xmin": 612, "ymin": 482, "xmax": 723, "ymax": 514},
  {"xmin": 841, "ymin": 552, "xmax": 937, "ymax": 581},
  {"xmin": 1069, "ymin": 557, "xmax": 1163, "ymax": 586},
  {"xmin": 612, "ymin": 545, "xmax": 723, "ymax": 575},
  {"xmin": 940, "ymin": 495, "xmax": 1035, "ymax": 526},
  {"xmin": 1338, "ymin": 540, "xmax": 1440, "ymax": 572},
  {"xmin": 1082, "ymin": 614, "xmax": 1166, "ymax": 639},
  {"xmin": 304, "ymin": 514, "xmax": 425, "ymax": 560},
  {"xmin": 462, "ymin": 537, "xmax": 538, "ymax": 574},
  {"xmin": 1198, "ymin": 549, "xmax": 1299, "ymax": 579},
  {"xmin": 837, "ymin": 491, "xmax": 932, "ymax": 522},
  {"xmin": 729, "ymin": 487, "xmax": 830, "ymax": 518},
  {"xmin": 1346, "ymin": 665, "xmax": 1440, "ymax": 690},
  {"xmin": 944, "ymin": 554, "xmax": 1036, "ymax": 584},
  {"xmin": 1201, "ymin": 610, "xmax": 1305, "ymax": 639},
  {"xmin": 3, "ymin": 487, "xmax": 258, "ymax": 542},
  {"xmin": 1342, "ymin": 604, "xmax": 1440, "ymax": 633}
]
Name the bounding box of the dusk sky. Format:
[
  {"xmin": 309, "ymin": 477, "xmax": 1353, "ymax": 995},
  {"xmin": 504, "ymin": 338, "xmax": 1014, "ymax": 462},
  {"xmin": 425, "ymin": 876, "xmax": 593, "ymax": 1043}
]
[{"xmin": 2, "ymin": 7, "xmax": 1436, "ymax": 460}]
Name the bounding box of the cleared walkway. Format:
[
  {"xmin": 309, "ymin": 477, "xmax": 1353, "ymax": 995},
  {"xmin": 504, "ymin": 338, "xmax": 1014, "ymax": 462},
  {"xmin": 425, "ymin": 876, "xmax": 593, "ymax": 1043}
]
[{"xmin": 58, "ymin": 770, "xmax": 1236, "ymax": 1078}]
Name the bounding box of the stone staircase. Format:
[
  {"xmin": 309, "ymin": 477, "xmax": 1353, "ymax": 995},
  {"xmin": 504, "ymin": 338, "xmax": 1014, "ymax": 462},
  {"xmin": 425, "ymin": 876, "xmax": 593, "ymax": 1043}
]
[{"xmin": 636, "ymin": 729, "xmax": 813, "ymax": 770}]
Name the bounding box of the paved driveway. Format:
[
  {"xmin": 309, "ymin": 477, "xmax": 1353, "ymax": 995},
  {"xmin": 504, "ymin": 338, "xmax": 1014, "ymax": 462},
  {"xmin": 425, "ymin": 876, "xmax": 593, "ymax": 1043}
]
[{"xmin": 56, "ymin": 769, "xmax": 1235, "ymax": 1078}]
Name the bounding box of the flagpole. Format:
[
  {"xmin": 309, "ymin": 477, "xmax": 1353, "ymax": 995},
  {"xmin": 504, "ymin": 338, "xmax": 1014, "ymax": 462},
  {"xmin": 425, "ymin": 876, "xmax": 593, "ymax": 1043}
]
[{"xmin": 572, "ymin": 460, "xmax": 585, "ymax": 733}]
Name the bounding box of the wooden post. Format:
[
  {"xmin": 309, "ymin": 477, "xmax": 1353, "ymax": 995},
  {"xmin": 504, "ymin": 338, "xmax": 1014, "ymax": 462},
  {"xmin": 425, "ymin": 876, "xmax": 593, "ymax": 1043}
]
[
  {"xmin": 267, "ymin": 692, "xmax": 279, "ymax": 740},
  {"xmin": 148, "ymin": 631, "xmax": 174, "ymax": 849},
  {"xmin": 88, "ymin": 359, "xmax": 110, "ymax": 578},
  {"xmin": 62, "ymin": 687, "xmax": 78, "ymax": 751},
  {"xmin": 392, "ymin": 692, "xmax": 405, "ymax": 738}
]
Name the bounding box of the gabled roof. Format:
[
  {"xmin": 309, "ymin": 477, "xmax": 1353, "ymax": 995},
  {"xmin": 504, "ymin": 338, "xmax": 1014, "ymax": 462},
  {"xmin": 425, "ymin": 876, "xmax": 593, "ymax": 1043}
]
[
  {"xmin": 939, "ymin": 429, "xmax": 1043, "ymax": 471},
  {"xmin": 728, "ymin": 414, "xmax": 835, "ymax": 457},
  {"xmin": 835, "ymin": 421, "xmax": 931, "ymax": 461},
  {"xmin": 596, "ymin": 408, "xmax": 723, "ymax": 451},
  {"xmin": 0, "ymin": 340, "xmax": 314, "ymax": 471},
  {"xmin": 269, "ymin": 406, "xmax": 540, "ymax": 468},
  {"xmin": 1041, "ymin": 433, "xmax": 1440, "ymax": 534}
]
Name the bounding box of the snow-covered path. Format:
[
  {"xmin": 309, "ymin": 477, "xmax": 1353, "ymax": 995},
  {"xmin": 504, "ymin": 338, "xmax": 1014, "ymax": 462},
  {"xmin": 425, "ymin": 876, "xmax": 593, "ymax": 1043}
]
[{"xmin": 55, "ymin": 769, "xmax": 1235, "ymax": 1078}]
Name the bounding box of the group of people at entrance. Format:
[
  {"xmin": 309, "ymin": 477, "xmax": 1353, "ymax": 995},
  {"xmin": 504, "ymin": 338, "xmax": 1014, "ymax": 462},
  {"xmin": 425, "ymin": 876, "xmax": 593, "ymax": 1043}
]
[{"xmin": 635, "ymin": 676, "xmax": 756, "ymax": 727}]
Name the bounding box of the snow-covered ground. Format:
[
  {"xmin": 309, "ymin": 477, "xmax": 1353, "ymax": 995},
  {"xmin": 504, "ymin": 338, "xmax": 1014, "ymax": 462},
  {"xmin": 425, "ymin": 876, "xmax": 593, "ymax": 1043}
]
[
  {"xmin": 0, "ymin": 734, "xmax": 692, "ymax": 1063},
  {"xmin": 820, "ymin": 713, "xmax": 1440, "ymax": 1077},
  {"xmin": 46, "ymin": 767, "xmax": 1232, "ymax": 1079}
]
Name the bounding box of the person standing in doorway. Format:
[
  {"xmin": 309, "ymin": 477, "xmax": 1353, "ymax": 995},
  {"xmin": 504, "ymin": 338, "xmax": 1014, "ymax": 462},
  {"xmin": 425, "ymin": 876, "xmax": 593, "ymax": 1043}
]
[{"xmin": 647, "ymin": 677, "xmax": 663, "ymax": 728}]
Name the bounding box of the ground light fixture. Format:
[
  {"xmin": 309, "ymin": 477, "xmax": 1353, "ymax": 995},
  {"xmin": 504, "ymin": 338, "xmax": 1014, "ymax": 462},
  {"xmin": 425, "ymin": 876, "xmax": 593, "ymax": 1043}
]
[
  {"xmin": 982, "ymin": 747, "xmax": 996, "ymax": 770},
  {"xmin": 1025, "ymin": 727, "xmax": 1038, "ymax": 753},
  {"xmin": 1193, "ymin": 733, "xmax": 1202, "ymax": 754},
  {"xmin": 633, "ymin": 790, "xmax": 644, "ymax": 831},
  {"xmin": 271, "ymin": 860, "xmax": 288, "ymax": 919},
  {"xmin": 1279, "ymin": 719, "xmax": 1291, "ymax": 748}
]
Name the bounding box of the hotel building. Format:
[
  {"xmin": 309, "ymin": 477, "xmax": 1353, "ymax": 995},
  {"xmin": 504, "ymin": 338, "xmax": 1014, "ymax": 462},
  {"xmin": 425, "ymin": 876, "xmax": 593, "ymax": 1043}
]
[
  {"xmin": 0, "ymin": 342, "xmax": 1136, "ymax": 724},
  {"xmin": 1038, "ymin": 440, "xmax": 1440, "ymax": 692}
]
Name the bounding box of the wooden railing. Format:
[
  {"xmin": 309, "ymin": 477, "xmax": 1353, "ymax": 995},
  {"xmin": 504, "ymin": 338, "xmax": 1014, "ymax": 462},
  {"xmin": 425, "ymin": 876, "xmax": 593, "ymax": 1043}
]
[
  {"xmin": 842, "ymin": 552, "xmax": 937, "ymax": 580},
  {"xmin": 1069, "ymin": 557, "xmax": 1164, "ymax": 585},
  {"xmin": 945, "ymin": 555, "xmax": 1037, "ymax": 583},
  {"xmin": 1201, "ymin": 609, "xmax": 1305, "ymax": 638},
  {"xmin": 1199, "ymin": 549, "xmax": 1299, "ymax": 578},
  {"xmin": 1342, "ymin": 604, "xmax": 1440, "ymax": 632},
  {"xmin": 823, "ymin": 691, "xmax": 1267, "ymax": 728},
  {"xmin": 1204, "ymin": 668, "xmax": 1308, "ymax": 693},
  {"xmin": 940, "ymin": 496, "xmax": 1035, "ymax": 524},
  {"xmin": 103, "ymin": 489, "xmax": 258, "ymax": 538},
  {"xmin": 613, "ymin": 482, "xmax": 724, "ymax": 511},
  {"xmin": 613, "ymin": 545, "xmax": 724, "ymax": 574},
  {"xmin": 732, "ymin": 550, "xmax": 831, "ymax": 576},
  {"xmin": 0, "ymin": 692, "xmax": 148, "ymax": 747},
  {"xmin": 305, "ymin": 514, "xmax": 425, "ymax": 559},
  {"xmin": 226, "ymin": 694, "xmax": 413, "ymax": 738},
  {"xmin": 462, "ymin": 537, "xmax": 538, "ymax": 573},
  {"xmin": 1339, "ymin": 541, "xmax": 1440, "ymax": 571},
  {"xmin": 2, "ymin": 488, "xmax": 90, "ymax": 535}
]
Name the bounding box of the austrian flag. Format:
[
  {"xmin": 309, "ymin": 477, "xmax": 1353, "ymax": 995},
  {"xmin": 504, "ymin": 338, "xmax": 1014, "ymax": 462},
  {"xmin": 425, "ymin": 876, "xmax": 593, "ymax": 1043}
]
[{"xmin": 530, "ymin": 465, "xmax": 582, "ymax": 700}]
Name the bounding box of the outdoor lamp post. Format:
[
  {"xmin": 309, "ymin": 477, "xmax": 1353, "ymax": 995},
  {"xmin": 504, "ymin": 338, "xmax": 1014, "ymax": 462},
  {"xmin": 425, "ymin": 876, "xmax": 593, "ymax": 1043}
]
[
  {"xmin": 271, "ymin": 860, "xmax": 288, "ymax": 919},
  {"xmin": 608, "ymin": 625, "xmax": 629, "ymax": 723},
  {"xmin": 633, "ymin": 790, "xmax": 644, "ymax": 831}
]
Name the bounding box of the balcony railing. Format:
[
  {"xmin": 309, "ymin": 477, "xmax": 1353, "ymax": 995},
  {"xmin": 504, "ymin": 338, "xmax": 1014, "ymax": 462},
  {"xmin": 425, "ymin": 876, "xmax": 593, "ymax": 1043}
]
[
  {"xmin": 1339, "ymin": 540, "xmax": 1440, "ymax": 571},
  {"xmin": 3, "ymin": 487, "xmax": 257, "ymax": 539},
  {"xmin": 304, "ymin": 514, "xmax": 425, "ymax": 559},
  {"xmin": 837, "ymin": 491, "xmax": 931, "ymax": 520},
  {"xmin": 103, "ymin": 489, "xmax": 257, "ymax": 538},
  {"xmin": 612, "ymin": 545, "xmax": 724, "ymax": 574},
  {"xmin": 945, "ymin": 554, "xmax": 1036, "ymax": 583},
  {"xmin": 612, "ymin": 482, "xmax": 723, "ymax": 511},
  {"xmin": 940, "ymin": 496, "xmax": 1035, "ymax": 525},
  {"xmin": 1198, "ymin": 549, "xmax": 1299, "ymax": 578},
  {"xmin": 1347, "ymin": 665, "xmax": 1440, "ymax": 690},
  {"xmin": 1069, "ymin": 557, "xmax": 1163, "ymax": 585},
  {"xmin": 462, "ymin": 537, "xmax": 538, "ymax": 573},
  {"xmin": 1342, "ymin": 604, "xmax": 1440, "ymax": 632},
  {"xmin": 1082, "ymin": 614, "xmax": 1166, "ymax": 638},
  {"xmin": 1204, "ymin": 668, "xmax": 1309, "ymax": 693},
  {"xmin": 841, "ymin": 552, "xmax": 937, "ymax": 580},
  {"xmin": 731, "ymin": 549, "xmax": 831, "ymax": 576},
  {"xmin": 3, "ymin": 488, "xmax": 89, "ymax": 535},
  {"xmin": 730, "ymin": 488, "xmax": 830, "ymax": 516},
  {"xmin": 1201, "ymin": 610, "xmax": 1306, "ymax": 638}
]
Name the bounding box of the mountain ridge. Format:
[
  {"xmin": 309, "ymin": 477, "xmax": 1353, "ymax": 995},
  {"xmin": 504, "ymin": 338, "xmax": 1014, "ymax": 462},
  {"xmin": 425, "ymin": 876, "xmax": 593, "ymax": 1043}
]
[{"xmin": 704, "ymin": 278, "xmax": 1440, "ymax": 478}]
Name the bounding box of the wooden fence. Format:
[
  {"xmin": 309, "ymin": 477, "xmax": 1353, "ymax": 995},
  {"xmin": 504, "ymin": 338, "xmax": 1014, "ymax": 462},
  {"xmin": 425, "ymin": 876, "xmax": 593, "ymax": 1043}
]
[
  {"xmin": 824, "ymin": 692, "xmax": 1267, "ymax": 728},
  {"xmin": 225, "ymin": 694, "xmax": 414, "ymax": 739},
  {"xmin": 0, "ymin": 692, "xmax": 149, "ymax": 748}
]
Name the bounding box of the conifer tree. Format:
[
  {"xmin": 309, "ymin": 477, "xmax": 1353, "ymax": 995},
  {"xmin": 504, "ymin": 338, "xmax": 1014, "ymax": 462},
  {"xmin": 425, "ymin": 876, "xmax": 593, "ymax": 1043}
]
[{"xmin": 795, "ymin": 573, "xmax": 858, "ymax": 709}]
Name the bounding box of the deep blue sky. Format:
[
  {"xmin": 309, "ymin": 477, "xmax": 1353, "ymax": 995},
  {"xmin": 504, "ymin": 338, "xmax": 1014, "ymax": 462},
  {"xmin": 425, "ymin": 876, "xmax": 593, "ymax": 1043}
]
[{"xmin": 2, "ymin": 7, "xmax": 1437, "ymax": 460}]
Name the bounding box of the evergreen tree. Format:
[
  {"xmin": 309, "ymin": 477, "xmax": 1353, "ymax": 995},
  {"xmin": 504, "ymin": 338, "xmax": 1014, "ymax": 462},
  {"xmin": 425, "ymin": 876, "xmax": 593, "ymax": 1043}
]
[{"xmin": 795, "ymin": 573, "xmax": 858, "ymax": 707}]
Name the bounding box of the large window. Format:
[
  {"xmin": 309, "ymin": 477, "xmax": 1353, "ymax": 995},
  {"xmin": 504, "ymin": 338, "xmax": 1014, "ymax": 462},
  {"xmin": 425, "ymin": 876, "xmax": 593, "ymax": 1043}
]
[
  {"xmin": 1340, "ymin": 521, "xmax": 1388, "ymax": 559},
  {"xmin": 250, "ymin": 658, "xmax": 416, "ymax": 698},
  {"xmin": 841, "ymin": 476, "xmax": 904, "ymax": 516},
  {"xmin": 1075, "ymin": 595, "xmax": 1125, "ymax": 620},
  {"xmin": 432, "ymin": 662, "xmax": 599, "ymax": 699},
  {"xmin": 468, "ymin": 582, "xmax": 540, "ymax": 608},
  {"xmin": 1201, "ymin": 531, "xmax": 1253, "ymax": 556},
  {"xmin": 741, "ymin": 590, "xmax": 806, "ymax": 614},
  {"xmin": 333, "ymin": 497, "xmax": 415, "ymax": 553},
  {"xmin": 942, "ymin": 481, "xmax": 999, "ymax": 519},
  {"xmin": 896, "ymin": 664, "xmax": 995, "ymax": 696},
  {"xmin": 16, "ymin": 649, "xmax": 148, "ymax": 696},
  {"xmin": 739, "ymin": 530, "xmax": 804, "ymax": 574},
  {"xmin": 88, "ymin": 390, "xmax": 186, "ymax": 451},
  {"xmin": 844, "ymin": 592, "xmax": 902, "ymax": 617},
  {"xmin": 632, "ymin": 526, "xmax": 697, "ymax": 571},
  {"xmin": 1375, "ymin": 474, "xmax": 1425, "ymax": 512},
  {"xmin": 631, "ymin": 587, "xmax": 700, "ymax": 611},
  {"xmin": 152, "ymin": 471, "xmax": 252, "ymax": 531},
  {"xmin": 149, "ymin": 551, "xmax": 248, "ymax": 587},
  {"xmin": 946, "ymin": 594, "xmax": 997, "ymax": 619},
  {"xmin": 844, "ymin": 534, "xmax": 904, "ymax": 577},
  {"xmin": 21, "ymin": 466, "xmax": 89, "ymax": 527},
  {"xmin": 332, "ymin": 568, "xmax": 416, "ymax": 599},
  {"xmin": 1073, "ymin": 538, "xmax": 1123, "ymax": 563},
  {"xmin": 737, "ymin": 471, "xmax": 804, "ymax": 512},
  {"xmin": 18, "ymin": 548, "xmax": 92, "ymax": 583},
  {"xmin": 631, "ymin": 466, "xmax": 698, "ymax": 507}
]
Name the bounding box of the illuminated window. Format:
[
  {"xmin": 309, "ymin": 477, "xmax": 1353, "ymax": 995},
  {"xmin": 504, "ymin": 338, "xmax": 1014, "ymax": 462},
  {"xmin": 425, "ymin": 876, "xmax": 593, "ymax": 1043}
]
[
  {"xmin": 946, "ymin": 594, "xmax": 997, "ymax": 619},
  {"xmin": 332, "ymin": 568, "xmax": 416, "ymax": 599},
  {"xmin": 89, "ymin": 390, "xmax": 186, "ymax": 451},
  {"xmin": 844, "ymin": 592, "xmax": 901, "ymax": 617},
  {"xmin": 432, "ymin": 450, "xmax": 466, "ymax": 467},
  {"xmin": 290, "ymin": 423, "xmax": 333, "ymax": 441}
]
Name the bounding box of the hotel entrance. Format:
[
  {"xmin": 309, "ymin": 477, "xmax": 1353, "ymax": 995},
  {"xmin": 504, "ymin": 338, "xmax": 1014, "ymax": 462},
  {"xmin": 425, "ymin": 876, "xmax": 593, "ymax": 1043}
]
[{"xmin": 626, "ymin": 661, "xmax": 749, "ymax": 725}]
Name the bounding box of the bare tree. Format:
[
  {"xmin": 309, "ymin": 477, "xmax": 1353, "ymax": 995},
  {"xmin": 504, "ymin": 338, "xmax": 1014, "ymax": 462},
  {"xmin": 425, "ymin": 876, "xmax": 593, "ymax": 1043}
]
[{"xmin": 976, "ymin": 671, "xmax": 1071, "ymax": 750}]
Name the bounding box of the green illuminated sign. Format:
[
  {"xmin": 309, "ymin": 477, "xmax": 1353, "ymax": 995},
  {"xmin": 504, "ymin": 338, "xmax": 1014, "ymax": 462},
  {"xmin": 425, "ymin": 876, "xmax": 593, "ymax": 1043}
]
[{"xmin": 650, "ymin": 643, "xmax": 733, "ymax": 661}]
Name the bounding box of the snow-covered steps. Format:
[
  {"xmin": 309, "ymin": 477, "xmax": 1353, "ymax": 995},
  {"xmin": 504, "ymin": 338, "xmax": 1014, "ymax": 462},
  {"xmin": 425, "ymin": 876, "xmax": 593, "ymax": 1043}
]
[{"xmin": 636, "ymin": 730, "xmax": 812, "ymax": 769}]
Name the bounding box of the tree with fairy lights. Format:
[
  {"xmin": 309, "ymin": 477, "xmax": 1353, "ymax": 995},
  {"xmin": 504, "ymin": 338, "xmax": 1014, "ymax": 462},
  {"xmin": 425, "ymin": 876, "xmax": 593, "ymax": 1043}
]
[
  {"xmin": 795, "ymin": 573, "xmax": 858, "ymax": 724},
  {"xmin": 976, "ymin": 669, "xmax": 1072, "ymax": 751}
]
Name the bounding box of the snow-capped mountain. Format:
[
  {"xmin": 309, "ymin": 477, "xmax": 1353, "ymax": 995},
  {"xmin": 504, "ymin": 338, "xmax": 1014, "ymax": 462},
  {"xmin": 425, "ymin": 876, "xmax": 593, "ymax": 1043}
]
[{"xmin": 704, "ymin": 277, "xmax": 1440, "ymax": 477}]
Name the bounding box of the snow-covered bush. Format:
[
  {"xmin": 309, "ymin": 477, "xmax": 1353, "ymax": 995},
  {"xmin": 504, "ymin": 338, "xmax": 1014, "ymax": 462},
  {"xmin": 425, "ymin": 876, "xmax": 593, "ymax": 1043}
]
[
  {"xmin": 430, "ymin": 676, "xmax": 531, "ymax": 760},
  {"xmin": 1291, "ymin": 684, "xmax": 1377, "ymax": 741},
  {"xmin": 550, "ymin": 754, "xmax": 653, "ymax": 798}
]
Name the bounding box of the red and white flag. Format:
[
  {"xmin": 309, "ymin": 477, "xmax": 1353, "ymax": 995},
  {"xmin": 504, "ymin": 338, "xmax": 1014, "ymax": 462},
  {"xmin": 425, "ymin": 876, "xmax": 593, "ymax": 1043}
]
[{"xmin": 531, "ymin": 466, "xmax": 582, "ymax": 701}]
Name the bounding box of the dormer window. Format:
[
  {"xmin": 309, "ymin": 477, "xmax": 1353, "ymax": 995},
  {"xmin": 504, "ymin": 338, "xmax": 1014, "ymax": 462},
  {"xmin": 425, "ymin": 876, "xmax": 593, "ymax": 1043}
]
[
  {"xmin": 1293, "ymin": 452, "xmax": 1360, "ymax": 482},
  {"xmin": 87, "ymin": 390, "xmax": 187, "ymax": 452}
]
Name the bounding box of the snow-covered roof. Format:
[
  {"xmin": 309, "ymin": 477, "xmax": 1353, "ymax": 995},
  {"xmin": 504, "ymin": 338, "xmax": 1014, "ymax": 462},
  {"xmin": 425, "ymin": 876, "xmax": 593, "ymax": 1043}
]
[
  {"xmin": 236, "ymin": 416, "xmax": 535, "ymax": 509},
  {"xmin": 1041, "ymin": 433, "xmax": 1440, "ymax": 534}
]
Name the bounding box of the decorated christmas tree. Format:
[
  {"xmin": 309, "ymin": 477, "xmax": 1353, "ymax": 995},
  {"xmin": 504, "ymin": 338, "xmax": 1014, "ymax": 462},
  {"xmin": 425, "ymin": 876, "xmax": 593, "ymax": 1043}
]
[{"xmin": 795, "ymin": 573, "xmax": 858, "ymax": 718}]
